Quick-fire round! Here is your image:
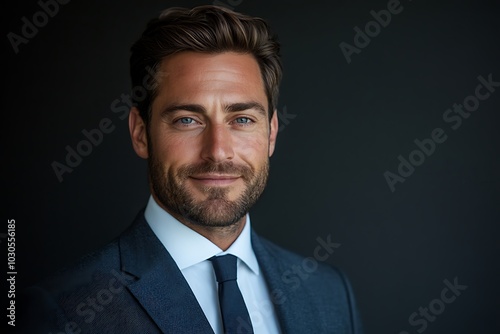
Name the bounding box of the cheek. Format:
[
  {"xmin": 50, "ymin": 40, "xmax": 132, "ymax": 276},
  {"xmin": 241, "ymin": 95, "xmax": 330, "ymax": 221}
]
[
  {"xmin": 152, "ymin": 132, "xmax": 200, "ymax": 167},
  {"xmin": 234, "ymin": 134, "xmax": 269, "ymax": 162}
]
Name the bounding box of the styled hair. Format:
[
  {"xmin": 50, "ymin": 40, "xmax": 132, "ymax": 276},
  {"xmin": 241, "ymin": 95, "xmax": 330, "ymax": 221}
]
[{"xmin": 129, "ymin": 5, "xmax": 282, "ymax": 124}]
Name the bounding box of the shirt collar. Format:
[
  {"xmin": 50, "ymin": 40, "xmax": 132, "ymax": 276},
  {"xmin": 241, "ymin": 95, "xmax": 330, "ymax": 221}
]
[{"xmin": 144, "ymin": 195, "xmax": 259, "ymax": 275}]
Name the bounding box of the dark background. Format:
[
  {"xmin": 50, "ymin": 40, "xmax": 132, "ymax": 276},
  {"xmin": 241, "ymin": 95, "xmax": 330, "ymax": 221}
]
[{"xmin": 4, "ymin": 0, "xmax": 500, "ymax": 333}]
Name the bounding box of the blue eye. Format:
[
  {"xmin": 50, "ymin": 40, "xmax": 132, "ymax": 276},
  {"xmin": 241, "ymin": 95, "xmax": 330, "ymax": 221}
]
[
  {"xmin": 178, "ymin": 117, "xmax": 195, "ymax": 124},
  {"xmin": 235, "ymin": 117, "xmax": 252, "ymax": 124}
]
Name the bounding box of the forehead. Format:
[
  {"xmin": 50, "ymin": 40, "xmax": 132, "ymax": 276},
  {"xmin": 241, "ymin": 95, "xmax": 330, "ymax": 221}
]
[
  {"xmin": 152, "ymin": 51, "xmax": 267, "ymax": 108},
  {"xmin": 159, "ymin": 51, "xmax": 262, "ymax": 80}
]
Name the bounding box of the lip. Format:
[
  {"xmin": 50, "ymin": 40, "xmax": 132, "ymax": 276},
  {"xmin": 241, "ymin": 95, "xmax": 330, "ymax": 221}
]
[{"xmin": 189, "ymin": 174, "xmax": 240, "ymax": 186}]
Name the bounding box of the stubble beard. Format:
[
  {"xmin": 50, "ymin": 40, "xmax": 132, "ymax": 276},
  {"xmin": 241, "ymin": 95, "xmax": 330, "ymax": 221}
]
[{"xmin": 148, "ymin": 150, "xmax": 269, "ymax": 228}]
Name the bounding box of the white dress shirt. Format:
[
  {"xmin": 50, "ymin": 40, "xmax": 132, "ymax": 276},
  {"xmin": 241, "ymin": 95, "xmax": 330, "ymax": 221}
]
[{"xmin": 144, "ymin": 196, "xmax": 281, "ymax": 334}]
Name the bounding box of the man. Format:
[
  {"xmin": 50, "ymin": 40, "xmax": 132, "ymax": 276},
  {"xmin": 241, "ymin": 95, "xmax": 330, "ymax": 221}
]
[{"xmin": 20, "ymin": 5, "xmax": 363, "ymax": 334}]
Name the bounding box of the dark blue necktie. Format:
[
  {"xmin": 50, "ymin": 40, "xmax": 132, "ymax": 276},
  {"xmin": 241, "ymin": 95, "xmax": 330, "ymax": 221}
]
[{"xmin": 210, "ymin": 254, "xmax": 254, "ymax": 334}]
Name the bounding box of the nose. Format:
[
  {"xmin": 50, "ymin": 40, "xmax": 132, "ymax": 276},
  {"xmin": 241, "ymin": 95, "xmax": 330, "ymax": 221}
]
[{"xmin": 200, "ymin": 124, "xmax": 234, "ymax": 163}]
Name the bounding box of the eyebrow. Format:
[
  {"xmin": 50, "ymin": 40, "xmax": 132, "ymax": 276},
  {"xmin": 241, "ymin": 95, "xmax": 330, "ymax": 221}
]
[
  {"xmin": 226, "ymin": 102, "xmax": 266, "ymax": 115},
  {"xmin": 160, "ymin": 101, "xmax": 267, "ymax": 117}
]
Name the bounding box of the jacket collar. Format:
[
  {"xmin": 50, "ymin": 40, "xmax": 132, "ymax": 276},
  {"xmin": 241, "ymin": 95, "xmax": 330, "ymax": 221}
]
[
  {"xmin": 251, "ymin": 230, "xmax": 324, "ymax": 334},
  {"xmin": 118, "ymin": 211, "xmax": 214, "ymax": 334},
  {"xmin": 117, "ymin": 210, "xmax": 322, "ymax": 334}
]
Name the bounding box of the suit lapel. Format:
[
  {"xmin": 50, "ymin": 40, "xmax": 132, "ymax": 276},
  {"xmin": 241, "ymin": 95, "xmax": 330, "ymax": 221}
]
[
  {"xmin": 118, "ymin": 213, "xmax": 214, "ymax": 334},
  {"xmin": 251, "ymin": 231, "xmax": 323, "ymax": 334},
  {"xmin": 117, "ymin": 212, "xmax": 324, "ymax": 333}
]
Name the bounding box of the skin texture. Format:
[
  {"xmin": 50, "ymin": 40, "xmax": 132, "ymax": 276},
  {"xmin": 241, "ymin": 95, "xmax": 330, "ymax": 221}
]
[{"xmin": 129, "ymin": 51, "xmax": 278, "ymax": 250}]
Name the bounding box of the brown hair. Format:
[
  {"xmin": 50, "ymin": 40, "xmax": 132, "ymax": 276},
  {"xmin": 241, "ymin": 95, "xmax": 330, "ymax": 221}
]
[{"xmin": 130, "ymin": 5, "xmax": 282, "ymax": 124}]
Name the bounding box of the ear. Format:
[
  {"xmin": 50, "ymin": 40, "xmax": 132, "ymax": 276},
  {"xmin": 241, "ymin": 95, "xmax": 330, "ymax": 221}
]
[
  {"xmin": 268, "ymin": 109, "xmax": 278, "ymax": 157},
  {"xmin": 129, "ymin": 107, "xmax": 149, "ymax": 159}
]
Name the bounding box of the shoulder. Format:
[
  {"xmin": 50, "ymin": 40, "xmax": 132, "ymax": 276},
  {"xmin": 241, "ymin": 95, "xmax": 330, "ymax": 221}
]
[
  {"xmin": 253, "ymin": 231, "xmax": 345, "ymax": 281},
  {"xmin": 36, "ymin": 234, "xmax": 122, "ymax": 291},
  {"xmin": 252, "ymin": 232, "xmax": 364, "ymax": 333},
  {"xmin": 17, "ymin": 225, "xmax": 139, "ymax": 333},
  {"xmin": 21, "ymin": 236, "xmax": 125, "ymax": 309},
  {"xmin": 35, "ymin": 210, "xmax": 149, "ymax": 293}
]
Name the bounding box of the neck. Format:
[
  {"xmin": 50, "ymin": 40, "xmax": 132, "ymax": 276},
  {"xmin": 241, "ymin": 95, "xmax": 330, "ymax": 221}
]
[{"xmin": 182, "ymin": 217, "xmax": 246, "ymax": 251}]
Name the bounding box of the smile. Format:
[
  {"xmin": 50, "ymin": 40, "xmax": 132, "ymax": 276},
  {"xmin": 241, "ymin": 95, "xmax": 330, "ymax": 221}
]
[{"xmin": 189, "ymin": 174, "xmax": 241, "ymax": 186}]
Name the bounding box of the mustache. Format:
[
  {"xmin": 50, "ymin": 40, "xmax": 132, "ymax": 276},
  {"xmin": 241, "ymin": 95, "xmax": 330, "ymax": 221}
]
[{"xmin": 177, "ymin": 161, "xmax": 254, "ymax": 180}]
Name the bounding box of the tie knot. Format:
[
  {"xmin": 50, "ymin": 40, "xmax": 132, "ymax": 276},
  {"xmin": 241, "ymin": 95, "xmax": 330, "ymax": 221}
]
[{"xmin": 210, "ymin": 254, "xmax": 238, "ymax": 283}]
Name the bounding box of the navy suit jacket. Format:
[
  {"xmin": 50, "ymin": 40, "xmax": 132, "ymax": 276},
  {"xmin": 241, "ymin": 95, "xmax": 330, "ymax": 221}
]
[{"xmin": 19, "ymin": 211, "xmax": 363, "ymax": 333}]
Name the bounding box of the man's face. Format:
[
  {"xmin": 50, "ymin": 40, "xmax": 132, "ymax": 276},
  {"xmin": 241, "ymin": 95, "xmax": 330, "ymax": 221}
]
[{"xmin": 130, "ymin": 51, "xmax": 278, "ymax": 227}]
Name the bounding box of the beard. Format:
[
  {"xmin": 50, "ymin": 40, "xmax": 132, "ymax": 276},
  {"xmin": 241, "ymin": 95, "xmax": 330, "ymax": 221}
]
[{"xmin": 148, "ymin": 151, "xmax": 269, "ymax": 228}]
